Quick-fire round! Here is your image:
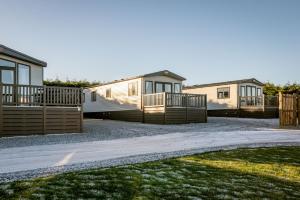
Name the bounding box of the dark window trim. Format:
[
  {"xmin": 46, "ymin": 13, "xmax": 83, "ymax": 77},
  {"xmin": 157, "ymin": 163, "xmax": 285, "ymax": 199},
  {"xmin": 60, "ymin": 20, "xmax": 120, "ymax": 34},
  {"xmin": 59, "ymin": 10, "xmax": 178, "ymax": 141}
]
[
  {"xmin": 145, "ymin": 81, "xmax": 153, "ymax": 94},
  {"xmin": 174, "ymin": 83, "xmax": 182, "ymax": 93},
  {"xmin": 91, "ymin": 91, "xmax": 97, "ymax": 102},
  {"xmin": 0, "ymin": 57, "xmax": 34, "ymax": 86},
  {"xmin": 217, "ymin": 87, "xmax": 230, "ymax": 99},
  {"xmin": 240, "ymin": 86, "xmax": 246, "ymax": 97},
  {"xmin": 155, "ymin": 81, "xmax": 173, "ymax": 93},
  {"xmin": 0, "ymin": 58, "xmax": 16, "ymax": 68},
  {"xmin": 246, "ymin": 85, "xmax": 257, "ymax": 96},
  {"xmin": 0, "ymin": 58, "xmax": 17, "ymax": 85},
  {"xmin": 17, "ymin": 63, "xmax": 31, "ymax": 86}
]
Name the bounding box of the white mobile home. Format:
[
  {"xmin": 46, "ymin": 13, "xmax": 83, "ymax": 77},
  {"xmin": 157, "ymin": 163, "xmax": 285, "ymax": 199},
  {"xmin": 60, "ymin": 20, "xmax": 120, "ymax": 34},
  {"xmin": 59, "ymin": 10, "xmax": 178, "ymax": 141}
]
[
  {"xmin": 183, "ymin": 78, "xmax": 278, "ymax": 118},
  {"xmin": 83, "ymin": 70, "xmax": 207, "ymax": 124}
]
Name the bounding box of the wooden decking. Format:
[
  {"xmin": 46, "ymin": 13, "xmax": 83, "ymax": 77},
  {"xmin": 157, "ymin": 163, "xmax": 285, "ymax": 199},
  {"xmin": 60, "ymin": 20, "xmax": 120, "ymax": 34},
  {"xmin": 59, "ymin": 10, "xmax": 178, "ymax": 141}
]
[
  {"xmin": 143, "ymin": 93, "xmax": 207, "ymax": 124},
  {"xmin": 84, "ymin": 93, "xmax": 207, "ymax": 124},
  {"xmin": 0, "ymin": 84, "xmax": 83, "ymax": 136},
  {"xmin": 239, "ymin": 95, "xmax": 278, "ymax": 109}
]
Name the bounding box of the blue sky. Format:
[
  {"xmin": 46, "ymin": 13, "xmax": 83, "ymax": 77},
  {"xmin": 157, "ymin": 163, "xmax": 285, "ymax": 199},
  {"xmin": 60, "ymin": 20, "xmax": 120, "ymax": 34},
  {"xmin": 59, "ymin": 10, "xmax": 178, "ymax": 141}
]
[{"xmin": 0, "ymin": 0, "xmax": 299, "ymax": 85}]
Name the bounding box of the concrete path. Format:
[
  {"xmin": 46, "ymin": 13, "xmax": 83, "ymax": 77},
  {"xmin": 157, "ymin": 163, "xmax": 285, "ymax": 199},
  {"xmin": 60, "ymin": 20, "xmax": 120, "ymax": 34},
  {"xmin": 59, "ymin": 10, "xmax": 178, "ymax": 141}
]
[{"xmin": 1, "ymin": 129, "xmax": 300, "ymax": 174}]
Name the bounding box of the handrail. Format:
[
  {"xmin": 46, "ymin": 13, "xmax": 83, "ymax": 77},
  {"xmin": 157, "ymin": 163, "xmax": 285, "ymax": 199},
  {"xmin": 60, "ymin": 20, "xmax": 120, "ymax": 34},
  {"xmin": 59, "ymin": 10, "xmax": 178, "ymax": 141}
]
[
  {"xmin": 143, "ymin": 92, "xmax": 207, "ymax": 108},
  {"xmin": 0, "ymin": 83, "xmax": 82, "ymax": 107},
  {"xmin": 239, "ymin": 95, "xmax": 278, "ymax": 107}
]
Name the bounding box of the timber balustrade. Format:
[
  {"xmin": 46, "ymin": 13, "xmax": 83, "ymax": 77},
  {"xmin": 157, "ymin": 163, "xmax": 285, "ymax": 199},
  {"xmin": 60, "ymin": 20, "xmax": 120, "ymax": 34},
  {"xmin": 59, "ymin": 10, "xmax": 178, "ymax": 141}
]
[
  {"xmin": 143, "ymin": 92, "xmax": 207, "ymax": 108},
  {"xmin": 0, "ymin": 84, "xmax": 83, "ymax": 135},
  {"xmin": 1, "ymin": 84, "xmax": 82, "ymax": 107},
  {"xmin": 239, "ymin": 95, "xmax": 278, "ymax": 108}
]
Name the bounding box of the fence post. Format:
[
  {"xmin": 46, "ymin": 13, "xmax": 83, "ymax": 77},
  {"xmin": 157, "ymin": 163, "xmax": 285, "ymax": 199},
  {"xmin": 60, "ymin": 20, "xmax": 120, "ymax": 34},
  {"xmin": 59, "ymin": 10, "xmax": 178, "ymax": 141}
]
[
  {"xmin": 80, "ymin": 88, "xmax": 84, "ymax": 132},
  {"xmin": 185, "ymin": 94, "xmax": 188, "ymax": 123},
  {"xmin": 279, "ymin": 92, "xmax": 283, "ymax": 127},
  {"xmin": 262, "ymin": 95, "xmax": 265, "ymax": 112},
  {"xmin": 293, "ymin": 93, "xmax": 297, "ymax": 126},
  {"xmin": 205, "ymin": 94, "xmax": 208, "ymax": 123},
  {"xmin": 296, "ymin": 94, "xmax": 300, "ymax": 126},
  {"xmin": 43, "ymin": 85, "xmax": 47, "ymax": 134},
  {"xmin": 164, "ymin": 93, "xmax": 167, "ymax": 124},
  {"xmin": 0, "ymin": 84, "xmax": 3, "ymax": 134}
]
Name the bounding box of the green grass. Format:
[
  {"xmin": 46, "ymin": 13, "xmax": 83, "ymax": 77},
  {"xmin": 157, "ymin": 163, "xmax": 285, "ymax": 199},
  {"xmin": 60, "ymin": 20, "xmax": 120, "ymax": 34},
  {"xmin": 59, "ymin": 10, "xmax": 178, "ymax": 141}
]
[{"xmin": 1, "ymin": 147, "xmax": 300, "ymax": 199}]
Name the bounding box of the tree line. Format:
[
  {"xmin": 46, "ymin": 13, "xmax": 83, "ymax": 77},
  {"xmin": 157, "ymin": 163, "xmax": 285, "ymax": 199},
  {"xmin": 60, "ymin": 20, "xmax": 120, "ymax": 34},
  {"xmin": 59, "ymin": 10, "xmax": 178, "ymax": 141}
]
[
  {"xmin": 44, "ymin": 79, "xmax": 300, "ymax": 95},
  {"xmin": 43, "ymin": 79, "xmax": 101, "ymax": 88},
  {"xmin": 264, "ymin": 82, "xmax": 300, "ymax": 95}
]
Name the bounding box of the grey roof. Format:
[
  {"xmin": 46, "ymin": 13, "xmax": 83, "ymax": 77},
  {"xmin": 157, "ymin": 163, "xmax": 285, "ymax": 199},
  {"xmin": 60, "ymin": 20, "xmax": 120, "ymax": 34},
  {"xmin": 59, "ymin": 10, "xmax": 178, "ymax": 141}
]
[
  {"xmin": 91, "ymin": 70, "xmax": 186, "ymax": 88},
  {"xmin": 184, "ymin": 78, "xmax": 264, "ymax": 89},
  {"xmin": 0, "ymin": 44, "xmax": 47, "ymax": 67},
  {"xmin": 143, "ymin": 70, "xmax": 186, "ymax": 81}
]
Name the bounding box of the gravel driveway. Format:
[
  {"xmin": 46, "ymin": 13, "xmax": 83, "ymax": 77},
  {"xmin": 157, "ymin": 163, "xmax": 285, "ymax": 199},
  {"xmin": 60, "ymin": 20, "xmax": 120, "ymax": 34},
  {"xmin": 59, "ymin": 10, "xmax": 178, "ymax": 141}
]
[
  {"xmin": 0, "ymin": 117, "xmax": 279, "ymax": 149},
  {"xmin": 1, "ymin": 117, "xmax": 300, "ymax": 182}
]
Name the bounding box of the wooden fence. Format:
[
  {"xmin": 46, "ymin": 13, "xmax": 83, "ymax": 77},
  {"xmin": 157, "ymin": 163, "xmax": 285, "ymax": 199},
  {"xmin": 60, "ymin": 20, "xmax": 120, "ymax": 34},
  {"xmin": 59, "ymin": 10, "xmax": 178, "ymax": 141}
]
[
  {"xmin": 0, "ymin": 84, "xmax": 83, "ymax": 136},
  {"xmin": 279, "ymin": 93, "xmax": 300, "ymax": 127}
]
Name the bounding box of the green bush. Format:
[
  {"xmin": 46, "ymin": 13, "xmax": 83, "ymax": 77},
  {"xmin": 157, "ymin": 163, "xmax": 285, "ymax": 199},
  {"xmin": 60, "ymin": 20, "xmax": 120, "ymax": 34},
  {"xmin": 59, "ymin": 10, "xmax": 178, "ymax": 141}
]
[{"xmin": 43, "ymin": 79, "xmax": 102, "ymax": 88}]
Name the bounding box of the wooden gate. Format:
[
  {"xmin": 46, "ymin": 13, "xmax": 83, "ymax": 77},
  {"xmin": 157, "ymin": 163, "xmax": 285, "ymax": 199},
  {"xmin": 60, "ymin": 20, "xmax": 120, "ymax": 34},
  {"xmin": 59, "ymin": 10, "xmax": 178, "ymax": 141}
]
[{"xmin": 279, "ymin": 93, "xmax": 299, "ymax": 127}]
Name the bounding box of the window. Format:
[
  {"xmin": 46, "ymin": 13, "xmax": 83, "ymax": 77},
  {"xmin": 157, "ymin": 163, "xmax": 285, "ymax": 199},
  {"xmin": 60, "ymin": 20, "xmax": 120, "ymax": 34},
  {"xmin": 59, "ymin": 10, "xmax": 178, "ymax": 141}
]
[
  {"xmin": 128, "ymin": 82, "xmax": 138, "ymax": 96},
  {"xmin": 18, "ymin": 64, "xmax": 30, "ymax": 85},
  {"xmin": 217, "ymin": 87, "xmax": 230, "ymax": 99},
  {"xmin": 155, "ymin": 82, "xmax": 173, "ymax": 93},
  {"xmin": 246, "ymin": 86, "xmax": 257, "ymax": 96},
  {"xmin": 174, "ymin": 83, "xmax": 181, "ymax": 93},
  {"xmin": 106, "ymin": 88, "xmax": 111, "ymax": 98},
  {"xmin": 257, "ymin": 88, "xmax": 262, "ymax": 96},
  {"xmin": 252, "ymin": 86, "xmax": 256, "ymax": 96},
  {"xmin": 0, "ymin": 59, "xmax": 15, "ymax": 68},
  {"xmin": 83, "ymin": 93, "xmax": 86, "ymax": 103},
  {"xmin": 240, "ymin": 86, "xmax": 246, "ymax": 97},
  {"xmin": 246, "ymin": 86, "xmax": 252, "ymax": 96},
  {"xmin": 91, "ymin": 91, "xmax": 97, "ymax": 102},
  {"xmin": 155, "ymin": 83, "xmax": 163, "ymax": 93},
  {"xmin": 1, "ymin": 70, "xmax": 14, "ymax": 84},
  {"xmin": 145, "ymin": 81, "xmax": 153, "ymax": 94},
  {"xmin": 164, "ymin": 83, "xmax": 172, "ymax": 93}
]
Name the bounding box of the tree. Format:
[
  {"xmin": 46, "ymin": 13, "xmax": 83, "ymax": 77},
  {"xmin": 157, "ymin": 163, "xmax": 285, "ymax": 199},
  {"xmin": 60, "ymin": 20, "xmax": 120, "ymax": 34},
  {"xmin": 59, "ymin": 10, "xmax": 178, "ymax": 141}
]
[{"xmin": 263, "ymin": 82, "xmax": 300, "ymax": 95}]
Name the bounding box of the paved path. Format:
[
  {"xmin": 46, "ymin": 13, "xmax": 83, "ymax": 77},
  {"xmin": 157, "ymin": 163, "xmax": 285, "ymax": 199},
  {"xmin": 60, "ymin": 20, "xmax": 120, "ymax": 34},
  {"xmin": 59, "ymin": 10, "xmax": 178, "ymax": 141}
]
[{"xmin": 1, "ymin": 129, "xmax": 300, "ymax": 175}]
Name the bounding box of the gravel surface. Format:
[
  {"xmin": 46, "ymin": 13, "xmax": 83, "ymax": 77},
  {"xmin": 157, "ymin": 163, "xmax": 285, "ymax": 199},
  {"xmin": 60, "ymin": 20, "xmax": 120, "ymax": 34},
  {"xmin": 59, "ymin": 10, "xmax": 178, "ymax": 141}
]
[
  {"xmin": 0, "ymin": 142, "xmax": 299, "ymax": 183},
  {"xmin": 0, "ymin": 117, "xmax": 279, "ymax": 149}
]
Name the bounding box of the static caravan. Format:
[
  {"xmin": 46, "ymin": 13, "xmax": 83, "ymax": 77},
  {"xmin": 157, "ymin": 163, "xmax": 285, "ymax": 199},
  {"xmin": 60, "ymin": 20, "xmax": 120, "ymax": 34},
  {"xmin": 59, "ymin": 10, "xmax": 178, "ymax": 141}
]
[
  {"xmin": 183, "ymin": 78, "xmax": 278, "ymax": 118},
  {"xmin": 0, "ymin": 44, "xmax": 82, "ymax": 136},
  {"xmin": 84, "ymin": 70, "xmax": 207, "ymax": 124}
]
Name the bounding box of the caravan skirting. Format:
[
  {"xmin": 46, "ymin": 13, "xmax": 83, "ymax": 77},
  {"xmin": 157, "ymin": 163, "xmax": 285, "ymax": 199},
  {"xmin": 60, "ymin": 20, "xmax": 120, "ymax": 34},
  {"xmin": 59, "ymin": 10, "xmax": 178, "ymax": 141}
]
[{"xmin": 84, "ymin": 107, "xmax": 207, "ymax": 124}]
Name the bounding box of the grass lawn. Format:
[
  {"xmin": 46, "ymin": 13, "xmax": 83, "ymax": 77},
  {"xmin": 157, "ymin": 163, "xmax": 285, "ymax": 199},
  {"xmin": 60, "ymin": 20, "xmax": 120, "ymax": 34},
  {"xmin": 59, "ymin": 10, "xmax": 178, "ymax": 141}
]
[{"xmin": 0, "ymin": 146, "xmax": 300, "ymax": 199}]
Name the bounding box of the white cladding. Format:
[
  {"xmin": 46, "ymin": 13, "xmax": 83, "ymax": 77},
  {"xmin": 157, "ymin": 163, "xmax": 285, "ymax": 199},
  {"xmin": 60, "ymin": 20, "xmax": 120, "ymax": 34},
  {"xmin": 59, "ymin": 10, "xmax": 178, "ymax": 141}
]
[
  {"xmin": 31, "ymin": 65, "xmax": 43, "ymax": 86},
  {"xmin": 83, "ymin": 75, "xmax": 183, "ymax": 113},
  {"xmin": 183, "ymin": 82, "xmax": 263, "ymax": 110}
]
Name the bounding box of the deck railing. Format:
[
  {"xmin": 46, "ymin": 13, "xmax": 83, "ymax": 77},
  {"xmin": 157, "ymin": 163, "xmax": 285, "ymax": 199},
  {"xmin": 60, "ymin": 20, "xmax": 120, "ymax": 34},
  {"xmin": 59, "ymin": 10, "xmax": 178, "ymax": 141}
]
[
  {"xmin": 143, "ymin": 92, "xmax": 207, "ymax": 108},
  {"xmin": 239, "ymin": 95, "xmax": 278, "ymax": 108},
  {"xmin": 0, "ymin": 84, "xmax": 82, "ymax": 107}
]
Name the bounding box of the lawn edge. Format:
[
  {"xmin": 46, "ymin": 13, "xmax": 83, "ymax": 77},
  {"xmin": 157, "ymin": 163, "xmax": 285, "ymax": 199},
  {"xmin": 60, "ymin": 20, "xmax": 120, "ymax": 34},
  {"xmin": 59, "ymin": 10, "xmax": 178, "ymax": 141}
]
[{"xmin": 1, "ymin": 141, "xmax": 300, "ymax": 183}]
